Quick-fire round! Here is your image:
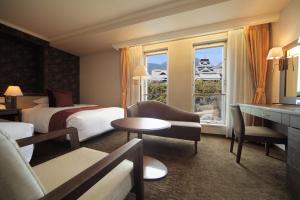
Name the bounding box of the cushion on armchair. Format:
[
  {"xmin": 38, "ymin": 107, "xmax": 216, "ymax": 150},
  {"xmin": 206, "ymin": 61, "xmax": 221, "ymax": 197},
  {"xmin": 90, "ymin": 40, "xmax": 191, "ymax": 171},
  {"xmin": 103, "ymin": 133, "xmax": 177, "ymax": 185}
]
[{"xmin": 0, "ymin": 130, "xmax": 45, "ymax": 200}]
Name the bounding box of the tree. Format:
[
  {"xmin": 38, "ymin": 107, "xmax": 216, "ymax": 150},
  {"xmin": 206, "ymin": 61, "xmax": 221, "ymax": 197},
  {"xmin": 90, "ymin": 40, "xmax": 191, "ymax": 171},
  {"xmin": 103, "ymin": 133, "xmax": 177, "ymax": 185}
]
[{"xmin": 147, "ymin": 82, "xmax": 167, "ymax": 104}]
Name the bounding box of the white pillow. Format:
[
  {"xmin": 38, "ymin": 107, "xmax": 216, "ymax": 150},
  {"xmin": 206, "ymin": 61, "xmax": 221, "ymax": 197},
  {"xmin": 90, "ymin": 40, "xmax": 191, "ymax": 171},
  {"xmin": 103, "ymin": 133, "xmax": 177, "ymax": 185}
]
[{"xmin": 33, "ymin": 97, "xmax": 48, "ymax": 104}]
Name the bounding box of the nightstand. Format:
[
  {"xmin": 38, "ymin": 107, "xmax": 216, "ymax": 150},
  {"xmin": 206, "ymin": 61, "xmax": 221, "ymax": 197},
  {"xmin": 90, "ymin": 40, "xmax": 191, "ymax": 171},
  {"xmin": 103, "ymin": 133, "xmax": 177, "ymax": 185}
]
[{"xmin": 0, "ymin": 108, "xmax": 21, "ymax": 121}]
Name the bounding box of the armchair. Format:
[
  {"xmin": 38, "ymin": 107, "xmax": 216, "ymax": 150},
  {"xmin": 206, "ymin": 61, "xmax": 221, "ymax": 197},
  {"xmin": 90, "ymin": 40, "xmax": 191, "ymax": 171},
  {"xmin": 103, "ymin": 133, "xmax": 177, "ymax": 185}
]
[
  {"xmin": 0, "ymin": 127, "xmax": 143, "ymax": 200},
  {"xmin": 127, "ymin": 101, "xmax": 201, "ymax": 153}
]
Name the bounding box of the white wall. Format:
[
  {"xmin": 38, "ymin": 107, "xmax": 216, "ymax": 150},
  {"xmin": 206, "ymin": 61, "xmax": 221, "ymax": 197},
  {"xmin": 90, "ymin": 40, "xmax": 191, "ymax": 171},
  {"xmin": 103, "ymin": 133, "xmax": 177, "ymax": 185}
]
[
  {"xmin": 80, "ymin": 49, "xmax": 121, "ymax": 107},
  {"xmin": 267, "ymin": 0, "xmax": 300, "ymax": 103}
]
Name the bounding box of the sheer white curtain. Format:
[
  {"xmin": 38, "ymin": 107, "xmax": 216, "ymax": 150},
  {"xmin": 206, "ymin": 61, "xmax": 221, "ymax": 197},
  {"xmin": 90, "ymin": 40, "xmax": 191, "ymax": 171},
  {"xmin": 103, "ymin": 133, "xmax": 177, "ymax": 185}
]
[
  {"xmin": 225, "ymin": 28, "xmax": 254, "ymax": 137},
  {"xmin": 127, "ymin": 46, "xmax": 145, "ymax": 105}
]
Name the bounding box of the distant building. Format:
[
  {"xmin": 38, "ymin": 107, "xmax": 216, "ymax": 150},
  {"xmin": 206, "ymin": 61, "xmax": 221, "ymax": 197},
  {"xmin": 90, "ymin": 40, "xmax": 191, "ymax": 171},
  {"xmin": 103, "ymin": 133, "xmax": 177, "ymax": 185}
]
[
  {"xmin": 195, "ymin": 58, "xmax": 222, "ymax": 80},
  {"xmin": 149, "ymin": 69, "xmax": 167, "ymax": 82}
]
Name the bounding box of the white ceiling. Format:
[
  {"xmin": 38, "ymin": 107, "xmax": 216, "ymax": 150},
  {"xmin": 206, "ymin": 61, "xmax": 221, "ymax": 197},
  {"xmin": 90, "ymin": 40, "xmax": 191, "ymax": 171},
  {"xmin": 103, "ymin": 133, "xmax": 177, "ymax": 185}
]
[{"xmin": 0, "ymin": 0, "xmax": 289, "ymax": 56}]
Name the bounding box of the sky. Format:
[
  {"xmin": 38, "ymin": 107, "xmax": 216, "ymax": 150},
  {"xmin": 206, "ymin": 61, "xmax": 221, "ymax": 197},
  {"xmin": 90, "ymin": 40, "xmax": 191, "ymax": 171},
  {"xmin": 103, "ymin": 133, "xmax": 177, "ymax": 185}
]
[
  {"xmin": 195, "ymin": 46, "xmax": 223, "ymax": 66},
  {"xmin": 147, "ymin": 53, "xmax": 167, "ymax": 65},
  {"xmin": 146, "ymin": 46, "xmax": 223, "ymax": 66}
]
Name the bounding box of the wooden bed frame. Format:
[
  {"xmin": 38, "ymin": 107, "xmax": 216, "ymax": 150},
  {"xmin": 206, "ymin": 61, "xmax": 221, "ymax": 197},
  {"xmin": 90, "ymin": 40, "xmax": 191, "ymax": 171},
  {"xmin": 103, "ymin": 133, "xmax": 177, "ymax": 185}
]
[{"xmin": 17, "ymin": 127, "xmax": 144, "ymax": 200}]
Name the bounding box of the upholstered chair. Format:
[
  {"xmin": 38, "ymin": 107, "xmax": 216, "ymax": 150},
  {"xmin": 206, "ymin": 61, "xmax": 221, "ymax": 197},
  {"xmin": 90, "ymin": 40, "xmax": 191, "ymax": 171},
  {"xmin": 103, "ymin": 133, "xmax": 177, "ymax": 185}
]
[
  {"xmin": 230, "ymin": 105, "xmax": 287, "ymax": 163},
  {"xmin": 0, "ymin": 128, "xmax": 143, "ymax": 200}
]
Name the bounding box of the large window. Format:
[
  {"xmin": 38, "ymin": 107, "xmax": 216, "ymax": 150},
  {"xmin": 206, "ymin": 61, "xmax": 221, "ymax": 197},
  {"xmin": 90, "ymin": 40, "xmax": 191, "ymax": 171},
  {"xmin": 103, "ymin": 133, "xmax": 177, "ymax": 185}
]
[
  {"xmin": 145, "ymin": 52, "xmax": 168, "ymax": 103},
  {"xmin": 193, "ymin": 44, "xmax": 226, "ymax": 124}
]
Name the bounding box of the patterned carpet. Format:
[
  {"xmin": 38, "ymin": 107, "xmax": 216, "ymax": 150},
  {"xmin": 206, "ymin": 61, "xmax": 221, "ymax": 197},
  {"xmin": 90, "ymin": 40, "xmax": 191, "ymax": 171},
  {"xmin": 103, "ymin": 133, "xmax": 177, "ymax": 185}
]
[{"xmin": 31, "ymin": 131, "xmax": 287, "ymax": 200}]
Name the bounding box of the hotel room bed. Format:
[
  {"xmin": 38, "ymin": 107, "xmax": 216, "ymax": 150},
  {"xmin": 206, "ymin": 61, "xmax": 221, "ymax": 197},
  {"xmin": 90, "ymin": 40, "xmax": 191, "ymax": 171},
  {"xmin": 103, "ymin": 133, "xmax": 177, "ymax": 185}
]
[{"xmin": 22, "ymin": 104, "xmax": 124, "ymax": 141}]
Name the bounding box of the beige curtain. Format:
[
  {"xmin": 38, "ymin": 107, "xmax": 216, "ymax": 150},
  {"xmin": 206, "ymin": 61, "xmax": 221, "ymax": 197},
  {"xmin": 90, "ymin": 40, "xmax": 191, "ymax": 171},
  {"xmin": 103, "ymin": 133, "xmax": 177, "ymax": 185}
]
[
  {"xmin": 120, "ymin": 48, "xmax": 129, "ymax": 108},
  {"xmin": 245, "ymin": 24, "xmax": 270, "ymax": 104},
  {"xmin": 128, "ymin": 46, "xmax": 145, "ymax": 105},
  {"xmin": 226, "ymin": 28, "xmax": 254, "ymax": 137}
]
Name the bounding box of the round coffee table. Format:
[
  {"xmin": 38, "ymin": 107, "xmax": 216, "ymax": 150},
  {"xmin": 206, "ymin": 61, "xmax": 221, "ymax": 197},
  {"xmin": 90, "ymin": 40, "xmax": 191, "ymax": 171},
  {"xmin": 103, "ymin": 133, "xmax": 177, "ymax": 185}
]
[{"xmin": 111, "ymin": 117, "xmax": 171, "ymax": 180}]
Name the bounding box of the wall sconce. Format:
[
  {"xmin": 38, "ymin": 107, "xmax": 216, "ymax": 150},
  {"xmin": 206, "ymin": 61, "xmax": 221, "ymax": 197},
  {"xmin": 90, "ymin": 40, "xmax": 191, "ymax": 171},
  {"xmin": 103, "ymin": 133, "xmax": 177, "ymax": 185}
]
[
  {"xmin": 287, "ymin": 45, "xmax": 300, "ymax": 71},
  {"xmin": 267, "ymin": 47, "xmax": 284, "ymax": 72}
]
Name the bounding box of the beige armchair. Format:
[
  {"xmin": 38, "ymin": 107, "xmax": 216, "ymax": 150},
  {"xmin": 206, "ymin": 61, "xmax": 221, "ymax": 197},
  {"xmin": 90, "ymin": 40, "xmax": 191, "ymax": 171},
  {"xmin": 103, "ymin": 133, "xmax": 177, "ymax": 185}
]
[
  {"xmin": 127, "ymin": 101, "xmax": 201, "ymax": 153},
  {"xmin": 0, "ymin": 127, "xmax": 143, "ymax": 200}
]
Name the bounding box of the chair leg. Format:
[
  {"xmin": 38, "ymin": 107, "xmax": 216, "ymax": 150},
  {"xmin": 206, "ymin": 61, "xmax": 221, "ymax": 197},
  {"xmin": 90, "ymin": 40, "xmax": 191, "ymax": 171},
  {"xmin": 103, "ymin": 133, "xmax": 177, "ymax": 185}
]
[
  {"xmin": 230, "ymin": 131, "xmax": 235, "ymax": 153},
  {"xmin": 194, "ymin": 141, "xmax": 198, "ymax": 154},
  {"xmin": 285, "ymin": 143, "xmax": 288, "ymax": 161},
  {"xmin": 127, "ymin": 131, "xmax": 130, "ymax": 142},
  {"xmin": 236, "ymin": 138, "xmax": 244, "ymax": 163},
  {"xmin": 265, "ymin": 142, "xmax": 270, "ymax": 156}
]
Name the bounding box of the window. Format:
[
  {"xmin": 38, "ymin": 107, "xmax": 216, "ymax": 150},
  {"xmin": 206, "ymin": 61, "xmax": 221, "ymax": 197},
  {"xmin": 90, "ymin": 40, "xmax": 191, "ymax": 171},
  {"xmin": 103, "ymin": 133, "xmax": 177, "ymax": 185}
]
[
  {"xmin": 145, "ymin": 51, "xmax": 168, "ymax": 103},
  {"xmin": 193, "ymin": 44, "xmax": 226, "ymax": 124}
]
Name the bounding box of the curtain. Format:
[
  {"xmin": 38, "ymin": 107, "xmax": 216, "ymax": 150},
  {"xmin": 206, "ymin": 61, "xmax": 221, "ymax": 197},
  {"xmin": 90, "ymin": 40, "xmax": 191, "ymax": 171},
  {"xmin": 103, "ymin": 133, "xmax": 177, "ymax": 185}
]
[
  {"xmin": 226, "ymin": 29, "xmax": 254, "ymax": 137},
  {"xmin": 120, "ymin": 48, "xmax": 129, "ymax": 108},
  {"xmin": 128, "ymin": 46, "xmax": 145, "ymax": 105},
  {"xmin": 245, "ymin": 24, "xmax": 270, "ymax": 104}
]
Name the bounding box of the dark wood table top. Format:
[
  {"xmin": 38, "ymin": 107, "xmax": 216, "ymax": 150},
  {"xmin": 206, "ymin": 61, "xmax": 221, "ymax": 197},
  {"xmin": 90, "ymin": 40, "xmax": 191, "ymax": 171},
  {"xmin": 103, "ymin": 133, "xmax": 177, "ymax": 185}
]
[{"xmin": 111, "ymin": 117, "xmax": 171, "ymax": 133}]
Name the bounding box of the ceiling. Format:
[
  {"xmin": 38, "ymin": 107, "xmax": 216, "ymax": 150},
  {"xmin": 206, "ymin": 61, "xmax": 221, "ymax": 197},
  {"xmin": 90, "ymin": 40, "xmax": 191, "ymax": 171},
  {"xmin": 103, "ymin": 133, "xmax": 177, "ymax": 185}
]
[{"xmin": 0, "ymin": 0, "xmax": 289, "ymax": 56}]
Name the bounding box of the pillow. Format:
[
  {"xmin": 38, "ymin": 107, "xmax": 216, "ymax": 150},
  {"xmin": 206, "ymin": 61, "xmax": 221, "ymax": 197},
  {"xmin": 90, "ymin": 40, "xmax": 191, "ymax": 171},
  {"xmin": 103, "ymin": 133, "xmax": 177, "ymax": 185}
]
[
  {"xmin": 47, "ymin": 89, "xmax": 56, "ymax": 107},
  {"xmin": 33, "ymin": 97, "xmax": 48, "ymax": 105},
  {"xmin": 52, "ymin": 90, "xmax": 73, "ymax": 107}
]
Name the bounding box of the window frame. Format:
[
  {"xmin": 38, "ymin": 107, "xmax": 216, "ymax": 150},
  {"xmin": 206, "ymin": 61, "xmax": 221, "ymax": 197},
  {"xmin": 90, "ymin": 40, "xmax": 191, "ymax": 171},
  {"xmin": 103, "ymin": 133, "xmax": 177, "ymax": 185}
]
[
  {"xmin": 144, "ymin": 50, "xmax": 169, "ymax": 104},
  {"xmin": 192, "ymin": 42, "xmax": 227, "ymax": 125}
]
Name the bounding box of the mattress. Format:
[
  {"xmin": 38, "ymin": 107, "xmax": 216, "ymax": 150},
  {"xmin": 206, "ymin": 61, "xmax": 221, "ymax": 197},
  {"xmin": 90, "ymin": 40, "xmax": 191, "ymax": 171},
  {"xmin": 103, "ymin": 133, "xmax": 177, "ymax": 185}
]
[
  {"xmin": 22, "ymin": 104, "xmax": 124, "ymax": 141},
  {"xmin": 0, "ymin": 122, "xmax": 34, "ymax": 162}
]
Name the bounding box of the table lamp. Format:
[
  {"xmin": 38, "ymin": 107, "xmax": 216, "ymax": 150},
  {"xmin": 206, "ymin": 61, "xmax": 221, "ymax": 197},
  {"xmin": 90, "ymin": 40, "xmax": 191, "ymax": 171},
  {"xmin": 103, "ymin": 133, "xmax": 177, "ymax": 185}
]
[
  {"xmin": 133, "ymin": 65, "xmax": 148, "ymax": 101},
  {"xmin": 4, "ymin": 86, "xmax": 23, "ymax": 109}
]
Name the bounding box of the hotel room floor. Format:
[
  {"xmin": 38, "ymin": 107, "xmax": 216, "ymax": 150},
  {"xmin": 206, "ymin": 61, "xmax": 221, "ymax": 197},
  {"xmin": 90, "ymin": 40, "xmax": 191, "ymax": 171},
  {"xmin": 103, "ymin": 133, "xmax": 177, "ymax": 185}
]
[{"xmin": 31, "ymin": 131, "xmax": 287, "ymax": 200}]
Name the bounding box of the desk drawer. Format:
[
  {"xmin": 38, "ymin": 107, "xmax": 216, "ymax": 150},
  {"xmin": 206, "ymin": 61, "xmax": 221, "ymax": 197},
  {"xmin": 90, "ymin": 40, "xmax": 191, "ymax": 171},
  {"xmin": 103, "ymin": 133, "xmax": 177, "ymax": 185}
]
[
  {"xmin": 240, "ymin": 106, "xmax": 251, "ymax": 114},
  {"xmin": 250, "ymin": 108, "xmax": 263, "ymax": 117},
  {"xmin": 290, "ymin": 115, "xmax": 300, "ymax": 129},
  {"xmin": 262, "ymin": 110, "xmax": 282, "ymax": 124}
]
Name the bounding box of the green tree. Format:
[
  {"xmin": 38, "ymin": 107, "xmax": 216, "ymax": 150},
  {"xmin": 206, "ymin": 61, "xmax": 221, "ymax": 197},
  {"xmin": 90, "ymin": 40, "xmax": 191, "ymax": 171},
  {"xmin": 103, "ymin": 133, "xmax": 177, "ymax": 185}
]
[
  {"xmin": 147, "ymin": 82, "xmax": 167, "ymax": 104},
  {"xmin": 194, "ymin": 80, "xmax": 221, "ymax": 94}
]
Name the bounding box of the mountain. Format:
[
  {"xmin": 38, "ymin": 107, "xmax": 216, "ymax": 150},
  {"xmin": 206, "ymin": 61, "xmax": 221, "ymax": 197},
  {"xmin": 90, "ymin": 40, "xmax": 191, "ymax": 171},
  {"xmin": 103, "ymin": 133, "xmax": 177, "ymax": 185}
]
[{"xmin": 148, "ymin": 62, "xmax": 167, "ymax": 73}]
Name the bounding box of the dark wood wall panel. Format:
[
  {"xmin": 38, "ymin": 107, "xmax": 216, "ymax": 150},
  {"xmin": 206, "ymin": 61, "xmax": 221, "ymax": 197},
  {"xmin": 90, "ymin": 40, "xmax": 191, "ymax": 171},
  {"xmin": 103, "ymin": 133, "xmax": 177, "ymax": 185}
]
[
  {"xmin": 0, "ymin": 23, "xmax": 79, "ymax": 103},
  {"xmin": 0, "ymin": 34, "xmax": 43, "ymax": 93},
  {"xmin": 44, "ymin": 46, "xmax": 79, "ymax": 103}
]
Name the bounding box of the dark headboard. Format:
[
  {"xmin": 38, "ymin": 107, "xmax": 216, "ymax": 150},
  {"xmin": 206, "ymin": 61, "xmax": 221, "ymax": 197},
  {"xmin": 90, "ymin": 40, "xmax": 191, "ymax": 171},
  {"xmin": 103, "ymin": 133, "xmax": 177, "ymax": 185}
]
[{"xmin": 0, "ymin": 23, "xmax": 79, "ymax": 103}]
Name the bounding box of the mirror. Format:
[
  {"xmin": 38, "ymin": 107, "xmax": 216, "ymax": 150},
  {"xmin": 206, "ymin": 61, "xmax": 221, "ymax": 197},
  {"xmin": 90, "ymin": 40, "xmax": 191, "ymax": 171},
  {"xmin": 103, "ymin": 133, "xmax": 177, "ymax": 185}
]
[{"xmin": 280, "ymin": 39, "xmax": 300, "ymax": 104}]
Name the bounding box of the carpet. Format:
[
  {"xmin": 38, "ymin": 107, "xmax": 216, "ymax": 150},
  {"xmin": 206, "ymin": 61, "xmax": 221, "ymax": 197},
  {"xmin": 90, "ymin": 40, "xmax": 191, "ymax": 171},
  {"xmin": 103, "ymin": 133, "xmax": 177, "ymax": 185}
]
[{"xmin": 31, "ymin": 131, "xmax": 287, "ymax": 200}]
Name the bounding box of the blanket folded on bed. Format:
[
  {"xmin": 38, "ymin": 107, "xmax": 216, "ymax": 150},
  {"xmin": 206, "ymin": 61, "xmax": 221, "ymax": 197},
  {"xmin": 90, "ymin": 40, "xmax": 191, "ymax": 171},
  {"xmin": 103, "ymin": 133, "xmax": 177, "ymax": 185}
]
[{"xmin": 49, "ymin": 106, "xmax": 102, "ymax": 131}]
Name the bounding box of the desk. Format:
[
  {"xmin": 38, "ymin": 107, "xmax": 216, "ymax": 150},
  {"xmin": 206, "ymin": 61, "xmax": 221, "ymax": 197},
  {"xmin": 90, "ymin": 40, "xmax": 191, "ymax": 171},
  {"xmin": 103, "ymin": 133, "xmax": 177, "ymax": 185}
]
[{"xmin": 240, "ymin": 104, "xmax": 300, "ymax": 200}]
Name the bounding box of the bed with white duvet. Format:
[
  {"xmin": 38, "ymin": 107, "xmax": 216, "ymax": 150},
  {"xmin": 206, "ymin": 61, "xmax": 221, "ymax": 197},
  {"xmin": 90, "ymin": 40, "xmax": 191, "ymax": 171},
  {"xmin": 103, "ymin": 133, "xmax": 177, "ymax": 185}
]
[{"xmin": 22, "ymin": 104, "xmax": 124, "ymax": 141}]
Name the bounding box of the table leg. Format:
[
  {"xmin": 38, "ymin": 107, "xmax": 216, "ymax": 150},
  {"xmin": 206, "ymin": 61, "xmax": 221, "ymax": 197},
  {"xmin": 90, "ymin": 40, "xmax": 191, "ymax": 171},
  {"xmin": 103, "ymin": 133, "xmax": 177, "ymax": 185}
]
[
  {"xmin": 138, "ymin": 133, "xmax": 142, "ymax": 139},
  {"xmin": 127, "ymin": 131, "xmax": 130, "ymax": 142},
  {"xmin": 143, "ymin": 156, "xmax": 168, "ymax": 180}
]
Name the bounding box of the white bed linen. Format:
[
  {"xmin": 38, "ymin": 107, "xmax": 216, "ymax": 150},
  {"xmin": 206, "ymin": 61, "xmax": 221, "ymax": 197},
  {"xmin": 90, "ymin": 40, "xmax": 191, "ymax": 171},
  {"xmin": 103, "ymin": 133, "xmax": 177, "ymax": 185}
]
[
  {"xmin": 22, "ymin": 104, "xmax": 124, "ymax": 141},
  {"xmin": 0, "ymin": 122, "xmax": 34, "ymax": 162}
]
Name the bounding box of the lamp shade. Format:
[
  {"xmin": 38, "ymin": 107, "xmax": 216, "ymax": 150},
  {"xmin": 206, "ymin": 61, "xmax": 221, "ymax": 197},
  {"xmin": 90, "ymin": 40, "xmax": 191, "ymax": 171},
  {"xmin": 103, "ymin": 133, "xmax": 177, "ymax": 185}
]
[
  {"xmin": 298, "ymin": 37, "xmax": 300, "ymax": 44},
  {"xmin": 267, "ymin": 47, "xmax": 283, "ymax": 60},
  {"xmin": 4, "ymin": 86, "xmax": 23, "ymax": 96},
  {"xmin": 132, "ymin": 65, "xmax": 148, "ymax": 80}
]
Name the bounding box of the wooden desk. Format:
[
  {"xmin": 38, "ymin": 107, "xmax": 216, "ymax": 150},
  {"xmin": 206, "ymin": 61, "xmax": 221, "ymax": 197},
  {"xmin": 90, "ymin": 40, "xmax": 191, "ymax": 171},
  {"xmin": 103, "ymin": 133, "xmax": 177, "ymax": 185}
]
[{"xmin": 240, "ymin": 104, "xmax": 300, "ymax": 200}]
